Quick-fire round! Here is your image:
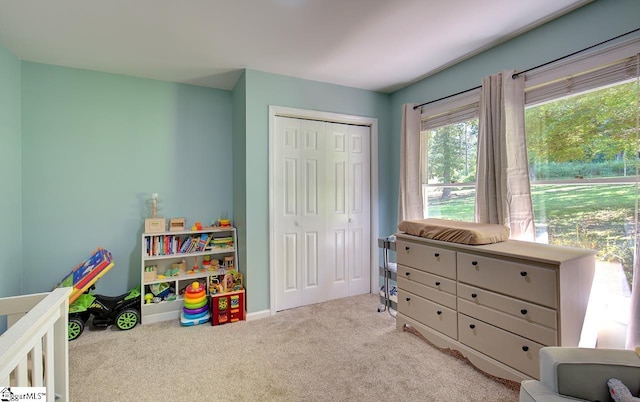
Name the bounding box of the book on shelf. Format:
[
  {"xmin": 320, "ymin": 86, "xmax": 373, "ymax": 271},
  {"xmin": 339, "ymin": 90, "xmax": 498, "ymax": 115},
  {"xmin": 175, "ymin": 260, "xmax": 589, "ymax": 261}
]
[
  {"xmin": 211, "ymin": 236, "xmax": 234, "ymax": 248},
  {"xmin": 186, "ymin": 236, "xmax": 199, "ymax": 253},
  {"xmin": 197, "ymin": 233, "xmax": 213, "ymax": 251}
]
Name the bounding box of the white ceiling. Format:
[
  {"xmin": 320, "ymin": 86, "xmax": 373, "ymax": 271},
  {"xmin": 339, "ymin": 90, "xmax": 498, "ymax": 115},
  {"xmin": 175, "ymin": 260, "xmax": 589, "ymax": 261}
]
[{"xmin": 0, "ymin": 0, "xmax": 591, "ymax": 93}]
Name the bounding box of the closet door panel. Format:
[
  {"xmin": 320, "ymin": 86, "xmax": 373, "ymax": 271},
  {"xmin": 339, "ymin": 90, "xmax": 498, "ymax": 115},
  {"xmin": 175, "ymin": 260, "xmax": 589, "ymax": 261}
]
[
  {"xmin": 300, "ymin": 121, "xmax": 326, "ymax": 305},
  {"xmin": 275, "ymin": 117, "xmax": 303, "ymax": 310},
  {"xmin": 326, "ymin": 123, "xmax": 349, "ymax": 300},
  {"xmin": 347, "ymin": 125, "xmax": 371, "ymax": 295}
]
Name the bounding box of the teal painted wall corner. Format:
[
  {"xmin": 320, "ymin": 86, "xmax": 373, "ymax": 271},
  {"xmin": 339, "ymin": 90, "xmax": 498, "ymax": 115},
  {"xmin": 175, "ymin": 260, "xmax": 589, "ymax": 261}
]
[
  {"xmin": 0, "ymin": 44, "xmax": 22, "ymax": 302},
  {"xmin": 242, "ymin": 69, "xmax": 391, "ymax": 313},
  {"xmin": 20, "ymin": 62, "xmax": 234, "ymax": 297}
]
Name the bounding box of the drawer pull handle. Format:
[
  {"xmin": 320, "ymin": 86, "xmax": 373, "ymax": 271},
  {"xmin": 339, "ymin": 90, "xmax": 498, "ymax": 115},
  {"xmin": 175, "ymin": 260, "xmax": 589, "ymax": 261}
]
[
  {"xmin": 469, "ymin": 324, "xmax": 475, "ymax": 329},
  {"xmin": 471, "ymin": 261, "xmax": 478, "ymax": 266},
  {"xmin": 406, "ymin": 297, "xmax": 411, "ymax": 302},
  {"xmin": 405, "ymin": 246, "xmax": 410, "ymax": 251},
  {"xmin": 471, "ymin": 293, "xmax": 477, "ymax": 298},
  {"xmin": 435, "ymin": 281, "xmax": 441, "ymax": 286},
  {"xmin": 522, "ymin": 346, "xmax": 529, "ymax": 352},
  {"xmin": 405, "ymin": 272, "xmax": 410, "ymax": 276},
  {"xmin": 521, "ymin": 309, "xmax": 528, "ymax": 315},
  {"xmin": 436, "ymin": 310, "xmax": 442, "ymax": 315},
  {"xmin": 434, "ymin": 252, "xmax": 440, "ymax": 257},
  {"xmin": 520, "ymin": 271, "xmax": 528, "ymax": 277}
]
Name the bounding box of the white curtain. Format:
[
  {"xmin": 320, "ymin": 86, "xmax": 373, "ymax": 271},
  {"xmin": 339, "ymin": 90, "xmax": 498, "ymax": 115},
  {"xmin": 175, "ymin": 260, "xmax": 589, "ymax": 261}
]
[
  {"xmin": 475, "ymin": 70, "xmax": 535, "ymax": 241},
  {"xmin": 626, "ymin": 53, "xmax": 640, "ymax": 350},
  {"xmin": 398, "ymin": 103, "xmax": 423, "ymax": 223}
]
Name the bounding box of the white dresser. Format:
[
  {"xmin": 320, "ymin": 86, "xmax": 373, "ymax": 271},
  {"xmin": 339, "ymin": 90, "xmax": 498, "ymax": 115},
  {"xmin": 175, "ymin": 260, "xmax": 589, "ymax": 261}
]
[{"xmin": 396, "ymin": 233, "xmax": 596, "ymax": 382}]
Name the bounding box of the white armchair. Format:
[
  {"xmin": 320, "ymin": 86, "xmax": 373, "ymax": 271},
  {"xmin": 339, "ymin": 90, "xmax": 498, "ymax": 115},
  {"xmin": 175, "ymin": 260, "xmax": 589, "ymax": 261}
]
[{"xmin": 520, "ymin": 347, "xmax": 640, "ymax": 402}]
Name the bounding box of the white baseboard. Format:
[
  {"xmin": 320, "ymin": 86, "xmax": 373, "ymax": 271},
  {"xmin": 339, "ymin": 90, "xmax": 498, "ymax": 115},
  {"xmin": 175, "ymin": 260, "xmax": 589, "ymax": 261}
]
[{"xmin": 247, "ymin": 309, "xmax": 271, "ymax": 321}]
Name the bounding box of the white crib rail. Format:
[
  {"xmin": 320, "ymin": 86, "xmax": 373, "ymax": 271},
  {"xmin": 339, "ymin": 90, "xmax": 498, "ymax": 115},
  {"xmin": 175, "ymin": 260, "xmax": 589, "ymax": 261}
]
[{"xmin": 0, "ymin": 287, "xmax": 71, "ymax": 402}]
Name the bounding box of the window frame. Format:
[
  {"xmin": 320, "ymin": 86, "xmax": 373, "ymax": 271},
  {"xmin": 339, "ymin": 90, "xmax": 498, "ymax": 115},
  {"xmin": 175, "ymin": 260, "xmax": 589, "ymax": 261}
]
[{"xmin": 523, "ymin": 34, "xmax": 640, "ymax": 189}]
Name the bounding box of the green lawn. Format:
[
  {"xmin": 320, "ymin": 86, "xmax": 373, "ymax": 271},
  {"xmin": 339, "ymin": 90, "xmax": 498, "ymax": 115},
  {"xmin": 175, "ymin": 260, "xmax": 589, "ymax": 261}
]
[{"xmin": 427, "ymin": 184, "xmax": 636, "ymax": 283}]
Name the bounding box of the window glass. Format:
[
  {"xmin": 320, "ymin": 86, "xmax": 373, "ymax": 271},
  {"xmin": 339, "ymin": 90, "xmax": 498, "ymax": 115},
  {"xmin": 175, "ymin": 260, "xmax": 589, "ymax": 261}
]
[
  {"xmin": 421, "ymin": 118, "xmax": 478, "ymax": 221},
  {"xmin": 526, "ymin": 80, "xmax": 637, "ymax": 285}
]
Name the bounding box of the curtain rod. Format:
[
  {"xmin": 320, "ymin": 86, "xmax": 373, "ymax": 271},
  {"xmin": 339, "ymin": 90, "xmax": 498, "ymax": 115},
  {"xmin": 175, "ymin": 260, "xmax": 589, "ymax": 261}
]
[
  {"xmin": 512, "ymin": 27, "xmax": 640, "ymax": 79},
  {"xmin": 413, "ymin": 85, "xmax": 481, "ymax": 110},
  {"xmin": 413, "ymin": 26, "xmax": 640, "ymax": 110}
]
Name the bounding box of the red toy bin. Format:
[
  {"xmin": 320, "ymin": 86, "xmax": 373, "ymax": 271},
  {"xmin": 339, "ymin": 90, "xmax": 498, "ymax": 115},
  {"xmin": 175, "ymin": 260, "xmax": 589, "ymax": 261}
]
[{"xmin": 210, "ymin": 289, "xmax": 245, "ymax": 326}]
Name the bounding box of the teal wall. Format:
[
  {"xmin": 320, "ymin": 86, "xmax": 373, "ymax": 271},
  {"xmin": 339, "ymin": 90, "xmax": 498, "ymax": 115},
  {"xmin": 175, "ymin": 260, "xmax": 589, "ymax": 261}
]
[
  {"xmin": 241, "ymin": 69, "xmax": 391, "ymax": 312},
  {"xmin": 389, "ymin": 0, "xmax": 640, "ymax": 225},
  {"xmin": 20, "ymin": 63, "xmax": 233, "ymax": 296},
  {"xmin": 0, "ymin": 45, "xmax": 21, "ymax": 302},
  {"xmin": 232, "ymin": 71, "xmax": 247, "ymax": 286}
]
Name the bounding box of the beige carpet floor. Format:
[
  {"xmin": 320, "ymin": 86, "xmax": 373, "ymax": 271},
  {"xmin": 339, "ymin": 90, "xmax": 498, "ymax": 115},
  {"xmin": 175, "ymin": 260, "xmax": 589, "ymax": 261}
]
[{"xmin": 69, "ymin": 293, "xmax": 520, "ymax": 401}]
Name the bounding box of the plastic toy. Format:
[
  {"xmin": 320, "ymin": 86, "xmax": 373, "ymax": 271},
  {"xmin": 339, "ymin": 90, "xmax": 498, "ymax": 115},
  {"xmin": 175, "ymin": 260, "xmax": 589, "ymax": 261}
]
[
  {"xmin": 218, "ymin": 211, "xmax": 231, "ymax": 227},
  {"xmin": 223, "ymin": 269, "xmax": 243, "ymax": 292},
  {"xmin": 209, "ymin": 277, "xmax": 223, "ymax": 294},
  {"xmin": 211, "ymin": 289, "xmax": 245, "ymax": 326},
  {"xmin": 180, "ymin": 281, "xmax": 210, "ymax": 326},
  {"xmin": 150, "ymin": 282, "xmax": 171, "ymax": 299},
  {"xmin": 67, "ymin": 286, "xmax": 141, "ymax": 341},
  {"xmin": 53, "ymin": 247, "xmax": 141, "ymax": 340},
  {"xmin": 53, "ymin": 247, "xmax": 115, "ymax": 304}
]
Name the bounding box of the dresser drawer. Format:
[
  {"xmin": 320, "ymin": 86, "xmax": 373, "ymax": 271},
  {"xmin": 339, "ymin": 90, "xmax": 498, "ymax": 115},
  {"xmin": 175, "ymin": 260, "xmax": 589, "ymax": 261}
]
[
  {"xmin": 458, "ymin": 298, "xmax": 557, "ymax": 345},
  {"xmin": 397, "ymin": 241, "xmax": 456, "ymax": 279},
  {"xmin": 398, "ymin": 265, "xmax": 456, "ymax": 293},
  {"xmin": 457, "ymin": 283, "xmax": 557, "ymax": 330},
  {"xmin": 398, "ymin": 276, "xmax": 457, "ymax": 310},
  {"xmin": 458, "ymin": 313, "xmax": 544, "ymax": 379},
  {"xmin": 457, "ymin": 253, "xmax": 557, "ymax": 308},
  {"xmin": 398, "ymin": 289, "xmax": 457, "ymax": 339}
]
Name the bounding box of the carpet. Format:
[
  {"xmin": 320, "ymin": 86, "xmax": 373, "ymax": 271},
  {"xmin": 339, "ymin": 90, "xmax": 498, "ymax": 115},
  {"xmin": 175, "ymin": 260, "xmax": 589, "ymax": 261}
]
[{"xmin": 69, "ymin": 293, "xmax": 519, "ymax": 401}]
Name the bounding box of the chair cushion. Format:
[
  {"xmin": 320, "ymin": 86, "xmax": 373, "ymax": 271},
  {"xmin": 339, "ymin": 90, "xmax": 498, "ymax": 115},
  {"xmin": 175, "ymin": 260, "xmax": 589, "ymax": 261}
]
[{"xmin": 519, "ymin": 380, "xmax": 585, "ymax": 401}]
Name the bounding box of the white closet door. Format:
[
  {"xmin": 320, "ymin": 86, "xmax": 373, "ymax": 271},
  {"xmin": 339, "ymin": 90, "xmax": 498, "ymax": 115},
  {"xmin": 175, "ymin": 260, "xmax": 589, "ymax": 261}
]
[
  {"xmin": 274, "ymin": 117, "xmax": 326, "ymax": 311},
  {"xmin": 274, "ymin": 116, "xmax": 370, "ymax": 311}
]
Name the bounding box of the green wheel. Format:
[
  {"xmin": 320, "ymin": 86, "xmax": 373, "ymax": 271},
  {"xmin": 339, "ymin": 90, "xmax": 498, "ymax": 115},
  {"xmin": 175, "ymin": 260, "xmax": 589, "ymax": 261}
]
[
  {"xmin": 68, "ymin": 317, "xmax": 85, "ymax": 341},
  {"xmin": 115, "ymin": 308, "xmax": 139, "ymax": 330}
]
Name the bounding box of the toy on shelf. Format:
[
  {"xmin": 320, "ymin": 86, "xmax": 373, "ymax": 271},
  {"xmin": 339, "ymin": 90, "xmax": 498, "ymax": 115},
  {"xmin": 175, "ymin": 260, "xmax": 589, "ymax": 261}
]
[
  {"xmin": 180, "ymin": 281, "xmax": 210, "ymax": 326},
  {"xmin": 191, "ymin": 221, "xmax": 203, "ymax": 231},
  {"xmin": 214, "ymin": 210, "xmax": 230, "ymax": 228},
  {"xmin": 150, "ymin": 282, "xmax": 171, "ymax": 300},
  {"xmin": 165, "ymin": 259, "xmax": 186, "ymax": 277},
  {"xmin": 145, "ymin": 193, "xmax": 166, "ymax": 233},
  {"xmin": 212, "ymin": 236, "xmax": 234, "ymax": 249},
  {"xmin": 144, "ymin": 265, "xmax": 157, "ymax": 282},
  {"xmin": 209, "ymin": 277, "xmax": 223, "ymax": 294},
  {"xmin": 169, "ymin": 218, "xmax": 186, "ymax": 232}
]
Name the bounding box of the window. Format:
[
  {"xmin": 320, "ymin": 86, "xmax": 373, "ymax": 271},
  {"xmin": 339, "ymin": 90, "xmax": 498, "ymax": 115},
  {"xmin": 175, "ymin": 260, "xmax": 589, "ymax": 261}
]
[
  {"xmin": 420, "ymin": 89, "xmax": 480, "ymax": 221},
  {"xmin": 524, "ymin": 51, "xmax": 639, "ymax": 289},
  {"xmin": 523, "ymin": 41, "xmax": 639, "ymax": 344},
  {"xmin": 413, "ymin": 35, "xmax": 639, "ymax": 346},
  {"xmin": 527, "ymin": 79, "xmax": 637, "ymax": 277}
]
